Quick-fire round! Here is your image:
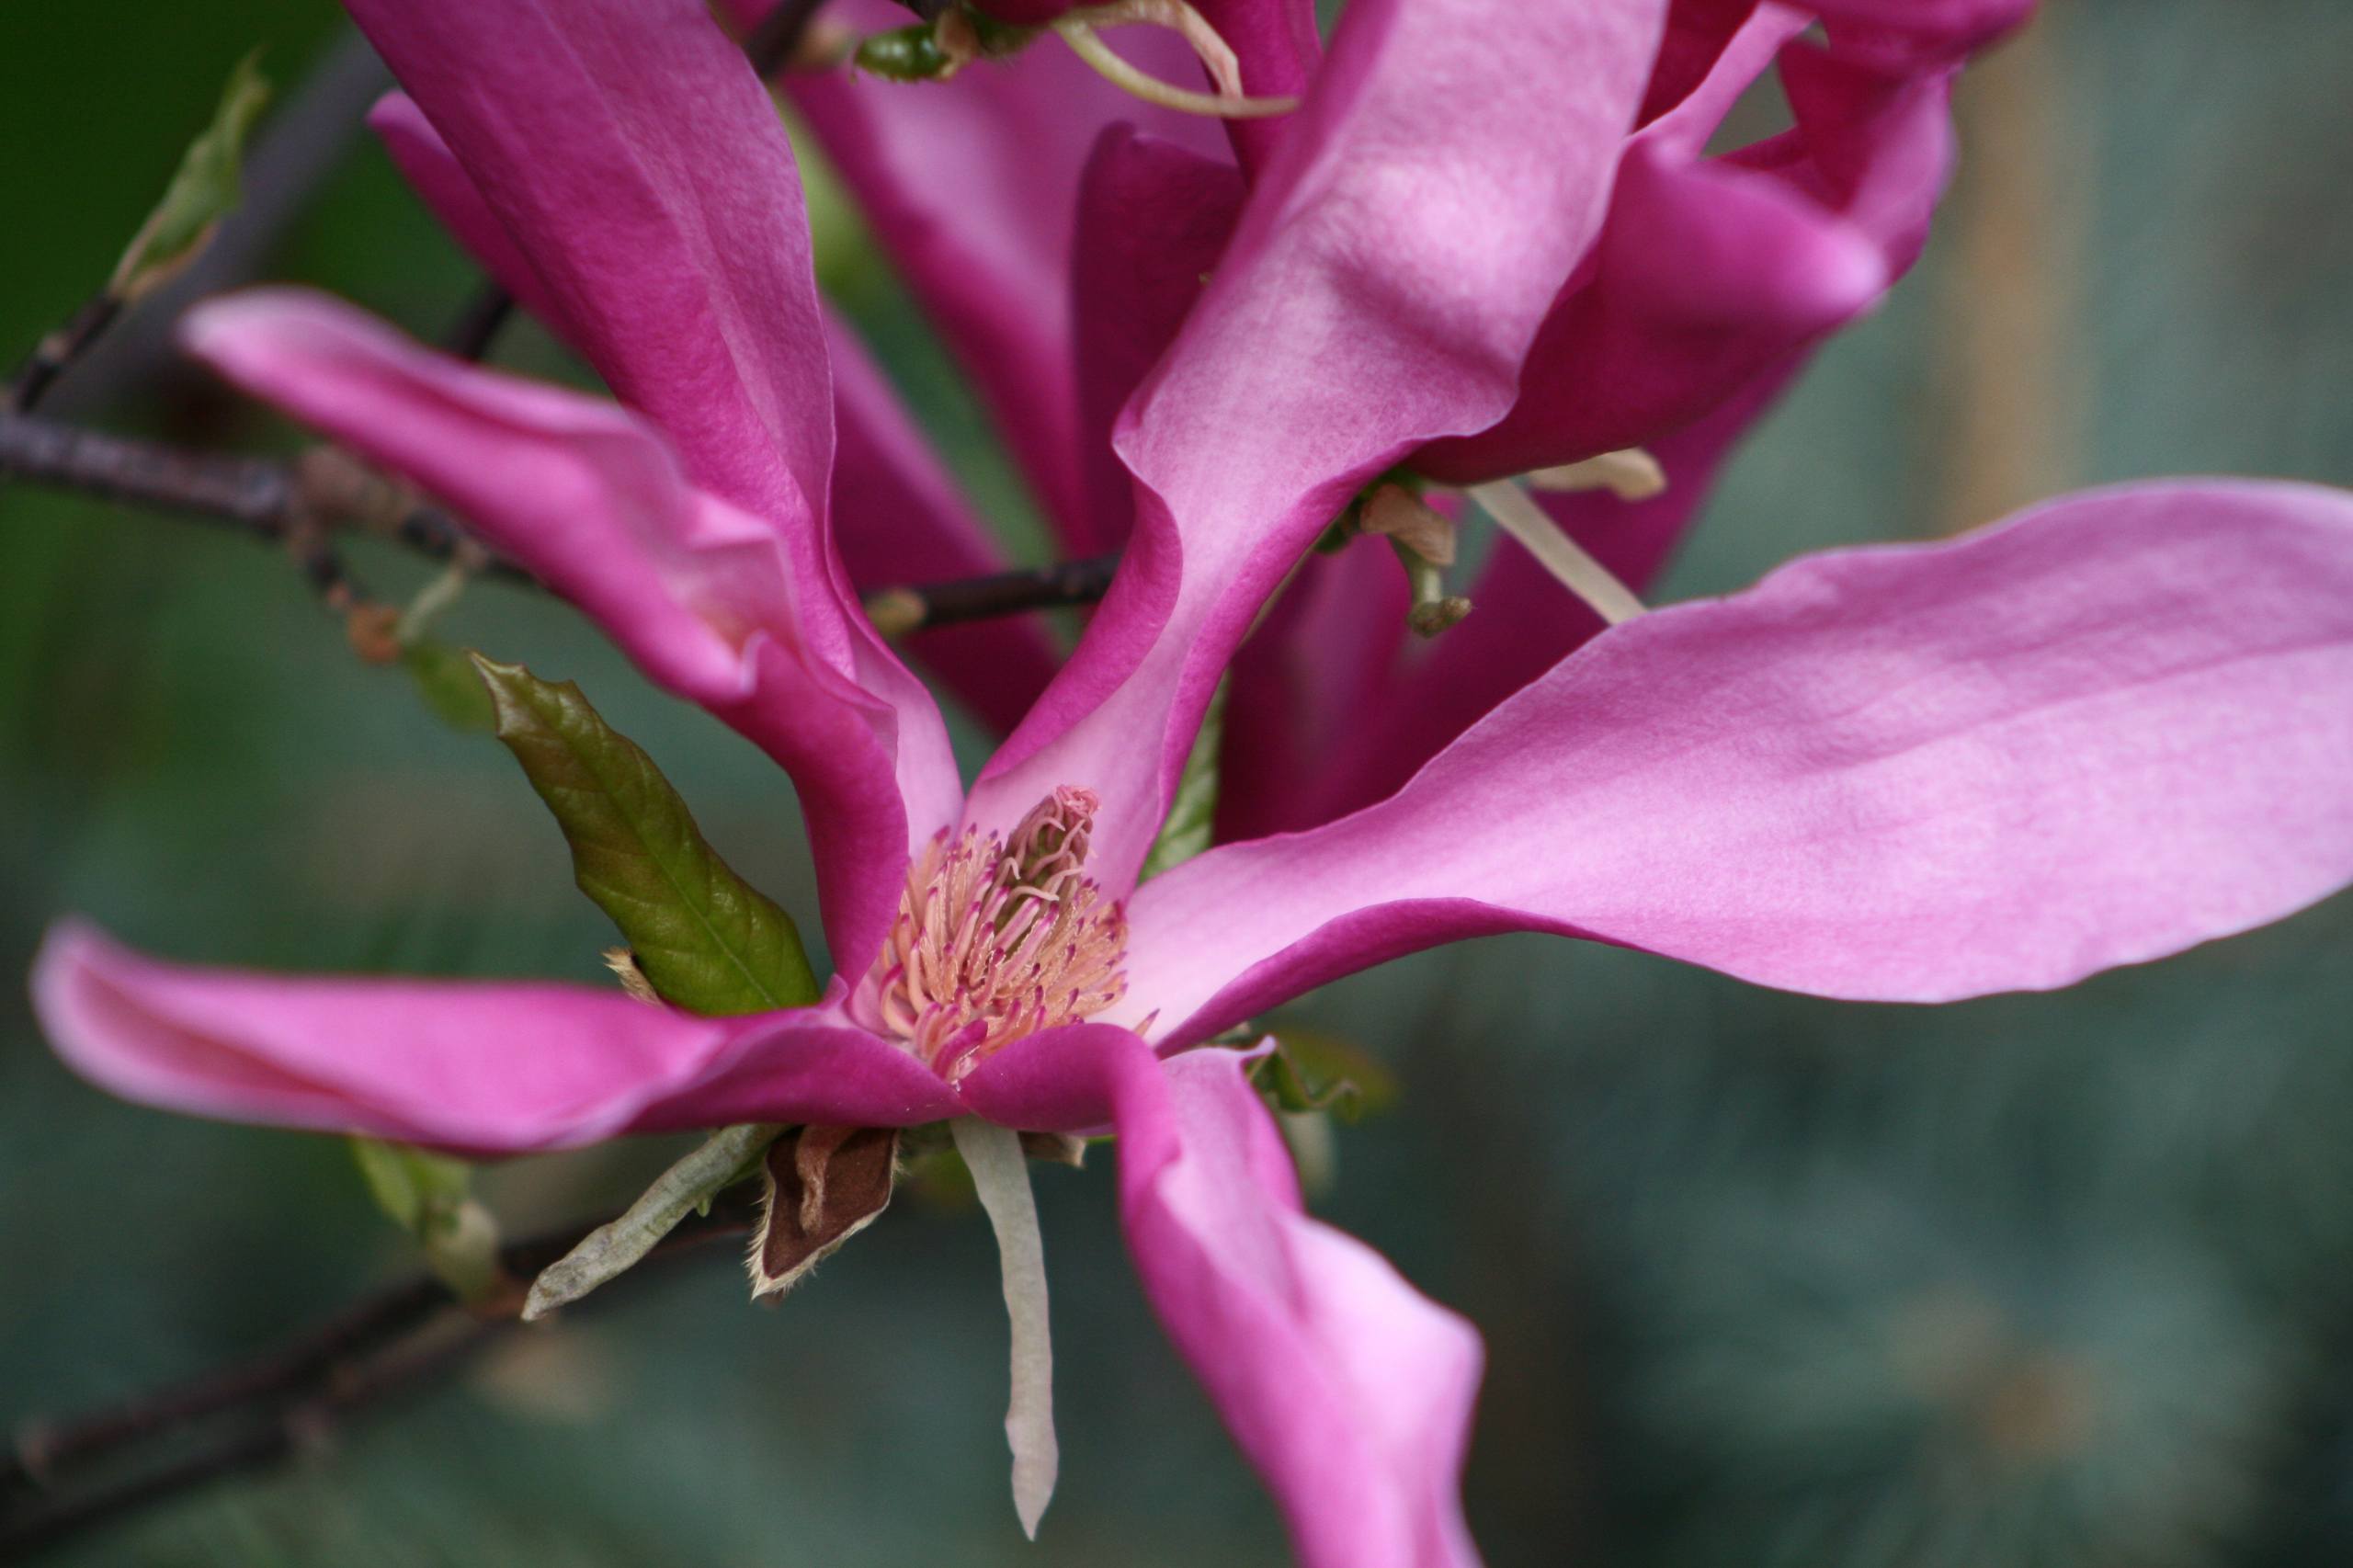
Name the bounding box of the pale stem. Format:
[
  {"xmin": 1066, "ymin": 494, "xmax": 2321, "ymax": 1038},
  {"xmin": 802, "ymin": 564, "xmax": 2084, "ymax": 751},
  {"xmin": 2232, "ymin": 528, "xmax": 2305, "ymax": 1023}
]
[
  {"xmin": 952, "ymin": 1117, "xmax": 1060, "ymax": 1540},
  {"xmin": 522, "ymin": 1122, "xmax": 783, "ymax": 1321},
  {"xmin": 1083, "ymin": 0, "xmax": 1242, "ymax": 94},
  {"xmin": 1468, "ymin": 479, "xmax": 1649, "ymax": 626},
  {"xmin": 1051, "ymin": 17, "xmax": 1299, "ymax": 119}
]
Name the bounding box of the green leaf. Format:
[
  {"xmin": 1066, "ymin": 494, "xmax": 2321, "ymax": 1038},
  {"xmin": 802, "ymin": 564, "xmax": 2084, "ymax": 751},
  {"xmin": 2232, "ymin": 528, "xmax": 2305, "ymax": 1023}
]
[
  {"xmin": 1140, "ymin": 678, "xmax": 1225, "ymax": 881},
  {"xmin": 471, "ymin": 655, "xmax": 819, "ymax": 1015},
  {"xmin": 1251, "ymin": 1029, "xmax": 1398, "ymax": 1123},
  {"xmin": 351, "ymin": 1138, "xmax": 471, "ymax": 1233},
  {"xmin": 110, "ymin": 51, "xmax": 270, "ymax": 301},
  {"xmin": 403, "ymin": 641, "xmax": 497, "ymax": 732},
  {"xmin": 349, "ymin": 1138, "xmax": 503, "ymax": 1302}
]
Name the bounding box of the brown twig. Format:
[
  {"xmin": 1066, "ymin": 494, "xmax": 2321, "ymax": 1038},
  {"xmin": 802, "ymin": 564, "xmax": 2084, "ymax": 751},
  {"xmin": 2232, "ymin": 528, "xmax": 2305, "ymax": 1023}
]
[
  {"xmin": 2, "ymin": 410, "xmax": 1122, "ymax": 630},
  {"xmin": 0, "ymin": 412, "xmax": 529, "ymax": 582},
  {"xmin": 439, "ymin": 281, "xmax": 517, "ymax": 363},
  {"xmin": 869, "ymin": 553, "xmax": 1122, "ymax": 635},
  {"xmin": 0, "ymin": 1195, "xmax": 761, "ymax": 1557},
  {"xmin": 7, "ymin": 298, "xmax": 124, "ymax": 415}
]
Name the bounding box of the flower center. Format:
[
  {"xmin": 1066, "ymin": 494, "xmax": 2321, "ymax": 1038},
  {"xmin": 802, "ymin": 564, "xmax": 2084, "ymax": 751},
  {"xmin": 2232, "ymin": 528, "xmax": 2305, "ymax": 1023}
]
[{"xmin": 871, "ymin": 787, "xmax": 1131, "ymax": 1083}]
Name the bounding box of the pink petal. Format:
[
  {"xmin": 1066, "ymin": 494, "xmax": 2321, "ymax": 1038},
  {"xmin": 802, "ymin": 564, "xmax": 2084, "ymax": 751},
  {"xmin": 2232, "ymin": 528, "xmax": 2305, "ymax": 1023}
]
[
  {"xmin": 1279, "ymin": 379, "xmax": 1784, "ymax": 835},
  {"xmin": 964, "ymin": 1029, "xmax": 1483, "ymax": 1568},
  {"xmin": 970, "ymin": 0, "xmax": 1670, "ymax": 891},
  {"xmin": 1418, "ymin": 12, "xmax": 1939, "ymax": 483},
  {"xmin": 1070, "ymin": 129, "xmax": 1246, "ymax": 554},
  {"xmin": 1657, "ymin": 0, "xmax": 2034, "ymax": 74},
  {"xmin": 30, "ymin": 923, "xmax": 959, "ymax": 1153},
  {"xmin": 369, "ymin": 93, "xmax": 574, "ymax": 334},
  {"xmin": 347, "ymin": 0, "xmax": 834, "ymax": 541},
  {"xmin": 1190, "ymin": 0, "xmax": 1322, "ymax": 175},
  {"xmin": 367, "ymin": 101, "xmax": 1048, "ymax": 743},
  {"xmin": 825, "ymin": 316, "xmax": 1063, "ymax": 735},
  {"xmin": 1124, "ymin": 483, "xmax": 2353, "ymax": 1042},
  {"xmin": 755, "ymin": 0, "xmax": 1229, "ymax": 551},
  {"xmin": 181, "ymin": 290, "xmax": 954, "ymax": 977},
  {"xmin": 1215, "ymin": 533, "xmax": 1413, "ymax": 844}
]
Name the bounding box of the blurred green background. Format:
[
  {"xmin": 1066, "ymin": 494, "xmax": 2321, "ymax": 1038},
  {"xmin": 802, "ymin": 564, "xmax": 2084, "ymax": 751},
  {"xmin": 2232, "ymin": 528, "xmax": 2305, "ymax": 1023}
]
[{"xmin": 5, "ymin": 2, "xmax": 2352, "ymax": 1564}]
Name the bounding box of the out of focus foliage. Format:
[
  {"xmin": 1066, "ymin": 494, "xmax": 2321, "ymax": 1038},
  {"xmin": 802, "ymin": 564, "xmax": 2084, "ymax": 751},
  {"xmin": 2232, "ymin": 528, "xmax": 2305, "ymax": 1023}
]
[{"xmin": 3, "ymin": 2, "xmax": 2352, "ymax": 1564}]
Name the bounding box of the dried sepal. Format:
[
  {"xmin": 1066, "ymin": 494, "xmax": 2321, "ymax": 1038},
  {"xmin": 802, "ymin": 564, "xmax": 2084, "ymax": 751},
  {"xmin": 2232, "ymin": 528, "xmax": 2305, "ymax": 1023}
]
[{"xmin": 749, "ymin": 1125, "xmax": 903, "ymax": 1300}]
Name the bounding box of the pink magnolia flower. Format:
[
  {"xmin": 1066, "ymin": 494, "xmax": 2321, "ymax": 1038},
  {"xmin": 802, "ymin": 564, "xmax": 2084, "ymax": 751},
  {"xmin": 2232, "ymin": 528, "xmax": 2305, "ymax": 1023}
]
[
  {"xmin": 747, "ymin": 0, "xmax": 2040, "ymax": 834},
  {"xmin": 28, "ymin": 1, "xmax": 2353, "ymax": 1565}
]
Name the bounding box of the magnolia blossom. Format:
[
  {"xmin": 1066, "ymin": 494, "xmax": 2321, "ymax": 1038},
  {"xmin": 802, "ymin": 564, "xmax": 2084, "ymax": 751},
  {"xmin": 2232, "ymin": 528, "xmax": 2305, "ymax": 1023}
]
[
  {"xmin": 757, "ymin": 0, "xmax": 2038, "ymax": 838},
  {"xmin": 28, "ymin": 0, "xmax": 2353, "ymax": 1564}
]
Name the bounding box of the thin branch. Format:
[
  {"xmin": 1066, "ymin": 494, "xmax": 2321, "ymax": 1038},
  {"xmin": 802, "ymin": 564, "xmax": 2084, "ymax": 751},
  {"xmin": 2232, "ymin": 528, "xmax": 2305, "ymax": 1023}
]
[
  {"xmin": 439, "ymin": 282, "xmax": 517, "ymax": 363},
  {"xmin": 8, "ymin": 297, "xmax": 124, "ymax": 415},
  {"xmin": 0, "ymin": 1196, "xmax": 760, "ymax": 1556},
  {"xmin": 42, "ymin": 31, "xmax": 391, "ymax": 420},
  {"xmin": 868, "ymin": 553, "xmax": 1121, "ymax": 636},
  {"xmin": 0, "ymin": 412, "xmax": 529, "ymax": 584},
  {"xmin": 3, "ymin": 410, "xmax": 1122, "ymax": 629}
]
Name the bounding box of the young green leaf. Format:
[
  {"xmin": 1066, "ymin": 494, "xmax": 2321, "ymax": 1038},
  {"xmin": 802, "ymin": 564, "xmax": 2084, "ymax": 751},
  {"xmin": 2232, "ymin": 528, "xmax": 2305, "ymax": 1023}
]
[
  {"xmin": 110, "ymin": 51, "xmax": 271, "ymax": 302},
  {"xmin": 1140, "ymin": 678, "xmax": 1225, "ymax": 881},
  {"xmin": 471, "ymin": 656, "xmax": 819, "ymax": 1015},
  {"xmin": 348, "ymin": 1138, "xmax": 503, "ymax": 1302},
  {"xmin": 403, "ymin": 640, "xmax": 498, "ymax": 732}
]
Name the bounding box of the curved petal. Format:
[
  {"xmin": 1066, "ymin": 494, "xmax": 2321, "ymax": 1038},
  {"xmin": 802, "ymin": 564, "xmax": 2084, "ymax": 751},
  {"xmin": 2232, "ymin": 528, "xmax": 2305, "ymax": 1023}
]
[
  {"xmin": 1125, "ymin": 483, "xmax": 2353, "ymax": 1042},
  {"xmin": 1215, "ymin": 533, "xmax": 1412, "ymax": 844},
  {"xmin": 755, "ymin": 0, "xmax": 1230, "ymax": 550},
  {"xmin": 964, "ymin": 1029, "xmax": 1483, "ymax": 1568},
  {"xmin": 1417, "ymin": 11, "xmax": 1944, "ymax": 483},
  {"xmin": 1282, "ymin": 378, "xmax": 1785, "ymax": 834},
  {"xmin": 1656, "ymin": 0, "xmax": 2034, "ymax": 74},
  {"xmin": 28, "ymin": 921, "xmax": 961, "ymax": 1153},
  {"xmin": 1070, "ymin": 128, "xmax": 1246, "ymax": 553},
  {"xmin": 1817, "ymin": 0, "xmax": 2036, "ymax": 64},
  {"xmin": 347, "ymin": 0, "xmax": 834, "ymax": 542},
  {"xmin": 971, "ymin": 0, "xmax": 1671, "ymax": 891},
  {"xmin": 182, "ymin": 290, "xmax": 955, "ymax": 977},
  {"xmin": 825, "ymin": 317, "xmax": 1064, "ymax": 734},
  {"xmin": 1191, "ymin": 0, "xmax": 1322, "ymax": 176},
  {"xmin": 367, "ymin": 102, "xmax": 1048, "ymax": 743},
  {"xmin": 369, "ymin": 93, "xmax": 574, "ymax": 334}
]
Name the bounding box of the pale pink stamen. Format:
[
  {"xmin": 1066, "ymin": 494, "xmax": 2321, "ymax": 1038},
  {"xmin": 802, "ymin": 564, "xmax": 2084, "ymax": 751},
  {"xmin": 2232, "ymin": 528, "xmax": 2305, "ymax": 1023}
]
[{"xmin": 871, "ymin": 789, "xmax": 1130, "ymax": 1081}]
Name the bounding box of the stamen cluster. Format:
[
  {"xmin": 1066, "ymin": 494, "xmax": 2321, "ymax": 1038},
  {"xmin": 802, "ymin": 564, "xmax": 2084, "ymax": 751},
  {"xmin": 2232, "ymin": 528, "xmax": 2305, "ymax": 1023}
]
[{"xmin": 873, "ymin": 788, "xmax": 1130, "ymax": 1081}]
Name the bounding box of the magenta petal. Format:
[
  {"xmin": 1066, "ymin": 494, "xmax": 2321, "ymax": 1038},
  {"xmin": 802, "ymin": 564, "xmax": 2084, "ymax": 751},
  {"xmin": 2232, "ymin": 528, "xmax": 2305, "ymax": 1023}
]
[
  {"xmin": 1292, "ymin": 380, "xmax": 1784, "ymax": 832},
  {"xmin": 963, "ymin": 1032, "xmax": 1483, "ymax": 1565},
  {"xmin": 972, "ymin": 0, "xmax": 1670, "ymax": 890},
  {"xmin": 1070, "ymin": 129, "xmax": 1246, "ymax": 554},
  {"xmin": 968, "ymin": 1031, "xmax": 1483, "ymax": 1568},
  {"xmin": 1419, "ymin": 13, "xmax": 1941, "ymax": 483},
  {"xmin": 825, "ymin": 316, "xmax": 1063, "ymax": 735},
  {"xmin": 347, "ymin": 0, "xmax": 834, "ymax": 538},
  {"xmin": 30, "ymin": 921, "xmax": 784, "ymax": 1153},
  {"xmin": 1125, "ymin": 483, "xmax": 2353, "ymax": 1041},
  {"xmin": 369, "ymin": 93, "xmax": 573, "ymax": 335},
  {"xmin": 181, "ymin": 290, "xmax": 953, "ymax": 976},
  {"xmin": 1190, "ymin": 0, "xmax": 1321, "ymax": 174},
  {"xmin": 764, "ymin": 0, "xmax": 1228, "ymax": 549}
]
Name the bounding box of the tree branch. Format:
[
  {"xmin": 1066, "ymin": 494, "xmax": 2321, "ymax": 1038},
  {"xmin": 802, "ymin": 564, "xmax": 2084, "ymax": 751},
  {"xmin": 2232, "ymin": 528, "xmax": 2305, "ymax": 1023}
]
[
  {"xmin": 0, "ymin": 412, "xmax": 529, "ymax": 583},
  {"xmin": 2, "ymin": 410, "xmax": 1121, "ymax": 630},
  {"xmin": 0, "ymin": 1194, "xmax": 761, "ymax": 1557}
]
